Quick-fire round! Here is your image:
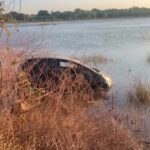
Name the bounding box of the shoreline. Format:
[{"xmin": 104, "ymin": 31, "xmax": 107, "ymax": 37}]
[{"xmin": 7, "ymin": 16, "xmax": 150, "ymax": 27}]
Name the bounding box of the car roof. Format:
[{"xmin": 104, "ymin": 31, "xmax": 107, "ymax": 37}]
[
  {"xmin": 23, "ymin": 57, "xmax": 99, "ymax": 74},
  {"xmin": 22, "ymin": 57, "xmax": 113, "ymax": 88}
]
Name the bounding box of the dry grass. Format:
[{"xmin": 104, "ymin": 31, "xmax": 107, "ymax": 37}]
[
  {"xmin": 128, "ymin": 80, "xmax": 150, "ymax": 105},
  {"xmin": 0, "ymin": 49, "xmax": 143, "ymax": 150},
  {"xmin": 0, "ymin": 107, "xmax": 143, "ymax": 150}
]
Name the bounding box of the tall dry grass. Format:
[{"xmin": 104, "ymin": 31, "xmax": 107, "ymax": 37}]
[
  {"xmin": 128, "ymin": 80, "xmax": 150, "ymax": 105},
  {"xmin": 0, "ymin": 49, "xmax": 144, "ymax": 149}
]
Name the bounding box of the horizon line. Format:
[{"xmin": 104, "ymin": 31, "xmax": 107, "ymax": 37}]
[{"xmin": 13, "ymin": 6, "xmax": 150, "ymax": 14}]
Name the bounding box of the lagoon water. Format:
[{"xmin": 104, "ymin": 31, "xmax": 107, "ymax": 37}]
[{"xmin": 2, "ymin": 17, "xmax": 150, "ymax": 106}]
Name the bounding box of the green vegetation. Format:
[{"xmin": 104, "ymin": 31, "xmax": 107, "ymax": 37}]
[{"xmin": 4, "ymin": 7, "xmax": 150, "ymax": 22}]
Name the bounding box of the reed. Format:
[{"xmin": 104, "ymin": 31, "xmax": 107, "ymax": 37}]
[{"xmin": 128, "ymin": 80, "xmax": 150, "ymax": 105}]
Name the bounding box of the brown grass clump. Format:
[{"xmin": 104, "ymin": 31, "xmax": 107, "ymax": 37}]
[
  {"xmin": 0, "ymin": 106, "xmax": 143, "ymax": 150},
  {"xmin": 0, "ymin": 50, "xmax": 143, "ymax": 149},
  {"xmin": 128, "ymin": 80, "xmax": 150, "ymax": 105}
]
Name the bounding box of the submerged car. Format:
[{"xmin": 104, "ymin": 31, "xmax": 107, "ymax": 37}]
[{"xmin": 20, "ymin": 57, "xmax": 113, "ymax": 92}]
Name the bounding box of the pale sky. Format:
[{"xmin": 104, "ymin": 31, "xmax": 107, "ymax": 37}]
[{"xmin": 13, "ymin": 0, "xmax": 150, "ymax": 14}]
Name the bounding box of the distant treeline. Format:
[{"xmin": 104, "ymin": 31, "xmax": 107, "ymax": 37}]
[{"xmin": 5, "ymin": 7, "xmax": 150, "ymax": 22}]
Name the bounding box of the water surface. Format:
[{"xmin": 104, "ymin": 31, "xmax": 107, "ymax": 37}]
[{"xmin": 2, "ymin": 18, "xmax": 150, "ymax": 106}]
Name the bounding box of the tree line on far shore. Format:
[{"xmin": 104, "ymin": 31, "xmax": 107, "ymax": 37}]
[{"xmin": 4, "ymin": 7, "xmax": 150, "ymax": 22}]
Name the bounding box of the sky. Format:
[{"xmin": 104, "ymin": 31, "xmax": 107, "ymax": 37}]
[{"xmin": 12, "ymin": 0, "xmax": 150, "ymax": 14}]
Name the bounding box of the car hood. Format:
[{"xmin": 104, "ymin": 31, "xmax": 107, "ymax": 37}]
[{"xmin": 98, "ymin": 71, "xmax": 113, "ymax": 88}]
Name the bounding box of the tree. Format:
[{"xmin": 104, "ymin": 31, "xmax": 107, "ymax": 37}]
[
  {"xmin": 91, "ymin": 8, "xmax": 99, "ymax": 18},
  {"xmin": 7, "ymin": 11, "xmax": 26, "ymax": 21},
  {"xmin": 36, "ymin": 10, "xmax": 51, "ymax": 21},
  {"xmin": 37, "ymin": 10, "xmax": 50, "ymax": 17},
  {"xmin": 73, "ymin": 9, "xmax": 88, "ymax": 19},
  {"xmin": 2, "ymin": 6, "xmax": 150, "ymax": 22},
  {"xmin": 61, "ymin": 11, "xmax": 73, "ymax": 20},
  {"xmin": 51, "ymin": 11, "xmax": 61, "ymax": 20},
  {"xmin": 0, "ymin": 1, "xmax": 4, "ymax": 26}
]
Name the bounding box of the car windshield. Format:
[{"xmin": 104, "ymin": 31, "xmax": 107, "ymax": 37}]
[{"xmin": 92, "ymin": 67, "xmax": 100, "ymax": 73}]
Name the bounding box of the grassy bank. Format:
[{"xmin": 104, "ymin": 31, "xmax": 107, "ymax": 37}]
[
  {"xmin": 128, "ymin": 80, "xmax": 150, "ymax": 105},
  {"xmin": 0, "ymin": 49, "xmax": 144, "ymax": 149}
]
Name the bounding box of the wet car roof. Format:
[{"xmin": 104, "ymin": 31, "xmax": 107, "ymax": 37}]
[{"xmin": 24, "ymin": 57, "xmax": 100, "ymax": 74}]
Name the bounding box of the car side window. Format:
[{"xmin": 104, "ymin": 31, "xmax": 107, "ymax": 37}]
[
  {"xmin": 84, "ymin": 68, "xmax": 93, "ymax": 79},
  {"xmin": 60, "ymin": 61, "xmax": 76, "ymax": 68},
  {"xmin": 47, "ymin": 59, "xmax": 59, "ymax": 68},
  {"xmin": 75, "ymin": 65, "xmax": 93, "ymax": 80},
  {"xmin": 30, "ymin": 59, "xmax": 59, "ymax": 75}
]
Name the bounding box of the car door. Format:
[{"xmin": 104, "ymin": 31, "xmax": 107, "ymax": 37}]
[{"xmin": 76, "ymin": 65, "xmax": 100, "ymax": 88}]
